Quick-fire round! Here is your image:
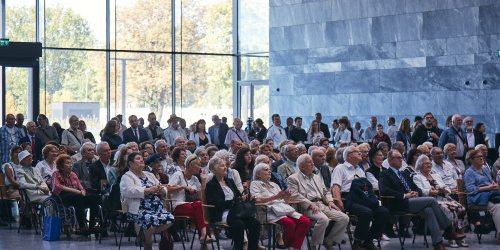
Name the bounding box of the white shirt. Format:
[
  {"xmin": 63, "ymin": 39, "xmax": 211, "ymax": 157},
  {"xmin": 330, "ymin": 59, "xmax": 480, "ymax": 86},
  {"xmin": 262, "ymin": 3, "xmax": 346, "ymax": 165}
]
[
  {"xmin": 334, "ymin": 129, "xmax": 351, "ymax": 147},
  {"xmin": 168, "ymin": 171, "xmax": 201, "ymax": 209},
  {"xmin": 266, "ymin": 125, "xmax": 287, "ymax": 148},
  {"xmin": 466, "ymin": 130, "xmax": 475, "ymax": 148},
  {"xmin": 35, "ymin": 160, "xmax": 56, "ymax": 181},
  {"xmin": 364, "ymin": 126, "xmax": 377, "ymax": 141},
  {"xmin": 387, "ymin": 125, "xmax": 398, "ymax": 144},
  {"xmin": 431, "ymin": 160, "xmax": 458, "ymax": 189},
  {"xmin": 330, "ymin": 161, "xmax": 366, "ymax": 192}
]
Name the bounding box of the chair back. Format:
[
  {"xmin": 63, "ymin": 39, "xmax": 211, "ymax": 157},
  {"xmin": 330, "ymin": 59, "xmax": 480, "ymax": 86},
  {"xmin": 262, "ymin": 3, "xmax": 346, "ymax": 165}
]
[
  {"xmin": 0, "ymin": 172, "xmax": 9, "ymax": 199},
  {"xmin": 456, "ymin": 179, "xmax": 466, "ymax": 207}
]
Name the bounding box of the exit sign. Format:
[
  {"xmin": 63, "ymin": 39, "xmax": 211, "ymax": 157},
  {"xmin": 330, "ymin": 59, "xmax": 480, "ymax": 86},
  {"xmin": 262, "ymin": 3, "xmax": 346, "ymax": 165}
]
[
  {"xmin": 0, "ymin": 38, "xmax": 9, "ymax": 46},
  {"xmin": 498, "ymin": 50, "xmax": 500, "ymax": 58}
]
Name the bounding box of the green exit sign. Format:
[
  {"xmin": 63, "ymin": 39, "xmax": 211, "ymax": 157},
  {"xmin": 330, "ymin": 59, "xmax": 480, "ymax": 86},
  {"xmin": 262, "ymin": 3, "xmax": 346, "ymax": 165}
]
[
  {"xmin": 0, "ymin": 38, "xmax": 9, "ymax": 46},
  {"xmin": 498, "ymin": 50, "xmax": 500, "ymax": 58}
]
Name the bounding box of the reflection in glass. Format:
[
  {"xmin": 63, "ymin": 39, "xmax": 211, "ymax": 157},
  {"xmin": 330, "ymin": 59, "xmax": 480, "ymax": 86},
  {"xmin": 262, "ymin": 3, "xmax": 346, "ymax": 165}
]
[{"xmin": 42, "ymin": 50, "xmax": 107, "ymax": 137}]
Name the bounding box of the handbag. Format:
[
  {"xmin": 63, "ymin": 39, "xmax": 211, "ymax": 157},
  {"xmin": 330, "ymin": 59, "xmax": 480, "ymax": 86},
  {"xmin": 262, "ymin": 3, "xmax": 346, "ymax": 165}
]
[
  {"xmin": 269, "ymin": 201, "xmax": 295, "ymax": 217},
  {"xmin": 43, "ymin": 216, "xmax": 61, "ymax": 241},
  {"xmin": 183, "ymin": 172, "xmax": 200, "ymax": 202},
  {"xmin": 345, "ymin": 177, "xmax": 380, "ymax": 211},
  {"xmin": 227, "ymin": 195, "xmax": 257, "ymax": 223}
]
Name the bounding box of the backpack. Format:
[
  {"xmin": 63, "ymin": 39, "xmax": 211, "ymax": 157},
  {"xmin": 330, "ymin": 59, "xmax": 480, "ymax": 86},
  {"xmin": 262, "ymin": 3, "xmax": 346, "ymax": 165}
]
[{"xmin": 345, "ymin": 176, "xmax": 380, "ymax": 211}]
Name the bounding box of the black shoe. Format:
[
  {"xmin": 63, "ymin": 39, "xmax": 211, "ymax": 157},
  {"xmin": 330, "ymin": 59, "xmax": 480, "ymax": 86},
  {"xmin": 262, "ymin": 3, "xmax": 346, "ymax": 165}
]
[
  {"xmin": 398, "ymin": 230, "xmax": 412, "ymax": 238},
  {"xmin": 385, "ymin": 230, "xmax": 398, "ymax": 238},
  {"xmin": 363, "ymin": 241, "xmax": 380, "ymax": 250}
]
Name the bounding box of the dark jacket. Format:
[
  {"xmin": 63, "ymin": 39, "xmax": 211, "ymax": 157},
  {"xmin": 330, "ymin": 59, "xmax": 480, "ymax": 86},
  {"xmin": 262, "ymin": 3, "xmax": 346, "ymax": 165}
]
[
  {"xmin": 208, "ymin": 123, "xmax": 230, "ymax": 149},
  {"xmin": 289, "ymin": 127, "xmax": 307, "ymax": 143},
  {"xmin": 101, "ymin": 133, "xmax": 123, "ymax": 150},
  {"xmin": 319, "ymin": 122, "xmax": 331, "ymax": 140},
  {"xmin": 205, "ymin": 176, "xmax": 241, "ymax": 223},
  {"xmin": 89, "ymin": 160, "xmax": 107, "ymax": 192},
  {"xmin": 19, "ymin": 135, "xmax": 43, "ymax": 163},
  {"xmin": 122, "ymin": 127, "xmax": 150, "ymax": 144},
  {"xmin": 379, "ymin": 168, "xmax": 422, "ymax": 213}
]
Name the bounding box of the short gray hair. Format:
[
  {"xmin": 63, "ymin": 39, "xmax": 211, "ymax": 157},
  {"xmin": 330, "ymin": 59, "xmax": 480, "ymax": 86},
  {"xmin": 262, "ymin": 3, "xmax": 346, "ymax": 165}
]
[
  {"xmin": 252, "ymin": 163, "xmax": 270, "ymax": 181},
  {"xmin": 308, "ymin": 146, "xmax": 318, "ymax": 155},
  {"xmin": 296, "ymin": 143, "xmax": 306, "ymax": 152},
  {"xmin": 335, "ymin": 147, "xmax": 345, "ymax": 164},
  {"xmin": 96, "ymin": 141, "xmax": 110, "ymax": 154},
  {"xmin": 208, "ymin": 156, "xmax": 225, "ymax": 172},
  {"xmin": 430, "ymin": 146, "xmax": 442, "ymax": 156},
  {"xmin": 213, "ymin": 149, "xmax": 229, "ymax": 160},
  {"xmin": 475, "ymin": 144, "xmax": 487, "ymax": 150},
  {"xmin": 80, "ymin": 141, "xmax": 95, "ymax": 154},
  {"xmin": 154, "ymin": 139, "xmax": 167, "ymax": 150},
  {"xmin": 282, "ymin": 144, "xmax": 296, "ymax": 157},
  {"xmin": 342, "ymin": 145, "xmax": 357, "ymax": 161},
  {"xmin": 415, "ymin": 154, "xmax": 430, "ymax": 172},
  {"xmin": 255, "ymin": 155, "xmax": 270, "ymax": 165},
  {"xmin": 296, "ymin": 154, "xmax": 311, "ymax": 169}
]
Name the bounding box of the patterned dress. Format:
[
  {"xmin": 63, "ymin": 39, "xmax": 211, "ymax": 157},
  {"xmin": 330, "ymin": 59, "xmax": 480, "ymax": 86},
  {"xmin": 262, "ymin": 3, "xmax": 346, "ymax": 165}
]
[{"xmin": 127, "ymin": 176, "xmax": 175, "ymax": 229}]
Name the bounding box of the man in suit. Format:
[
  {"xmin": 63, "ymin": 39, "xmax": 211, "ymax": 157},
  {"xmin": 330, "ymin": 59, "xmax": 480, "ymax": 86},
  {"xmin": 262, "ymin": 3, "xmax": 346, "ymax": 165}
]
[
  {"xmin": 379, "ymin": 150, "xmax": 464, "ymax": 250},
  {"xmin": 463, "ymin": 116, "xmax": 486, "ymax": 149},
  {"xmin": 315, "ymin": 113, "xmax": 331, "ymax": 140},
  {"xmin": 277, "ymin": 144, "xmax": 299, "ymax": 180},
  {"xmin": 144, "ymin": 112, "xmax": 164, "ymax": 141},
  {"xmin": 208, "ymin": 115, "xmax": 229, "ymax": 149},
  {"xmin": 287, "ymin": 154, "xmax": 349, "ymax": 250},
  {"xmin": 18, "ymin": 121, "xmax": 43, "ymax": 165},
  {"xmin": 123, "ymin": 115, "xmax": 150, "ymax": 144},
  {"xmin": 72, "ymin": 142, "xmax": 97, "ymax": 192}
]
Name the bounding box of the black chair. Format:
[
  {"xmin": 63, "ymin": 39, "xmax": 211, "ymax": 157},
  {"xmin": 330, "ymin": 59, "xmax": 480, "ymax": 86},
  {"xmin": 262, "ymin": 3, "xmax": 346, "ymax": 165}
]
[{"xmin": 18, "ymin": 189, "xmax": 42, "ymax": 234}]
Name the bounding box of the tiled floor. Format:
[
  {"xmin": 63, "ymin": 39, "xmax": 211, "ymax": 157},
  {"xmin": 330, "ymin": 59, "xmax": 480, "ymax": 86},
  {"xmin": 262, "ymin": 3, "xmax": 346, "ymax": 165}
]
[{"xmin": 0, "ymin": 223, "xmax": 498, "ymax": 250}]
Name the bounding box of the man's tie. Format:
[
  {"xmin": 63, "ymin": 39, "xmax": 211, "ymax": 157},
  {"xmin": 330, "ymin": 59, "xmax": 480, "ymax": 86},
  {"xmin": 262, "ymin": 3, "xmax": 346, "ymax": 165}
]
[
  {"xmin": 134, "ymin": 129, "xmax": 139, "ymax": 141},
  {"xmin": 397, "ymin": 171, "xmax": 411, "ymax": 192},
  {"xmin": 31, "ymin": 136, "xmax": 36, "ymax": 157}
]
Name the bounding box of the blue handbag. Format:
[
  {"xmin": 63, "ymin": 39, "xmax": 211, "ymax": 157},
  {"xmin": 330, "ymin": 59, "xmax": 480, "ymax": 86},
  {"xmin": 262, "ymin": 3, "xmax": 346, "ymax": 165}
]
[{"xmin": 43, "ymin": 216, "xmax": 61, "ymax": 241}]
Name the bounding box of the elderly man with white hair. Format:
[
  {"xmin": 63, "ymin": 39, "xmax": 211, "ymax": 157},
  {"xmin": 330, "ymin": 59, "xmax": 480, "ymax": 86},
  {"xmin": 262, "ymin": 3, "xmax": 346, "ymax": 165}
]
[
  {"xmin": 430, "ymin": 147, "xmax": 458, "ymax": 191},
  {"xmin": 438, "ymin": 114, "xmax": 467, "ymax": 160},
  {"xmin": 224, "ymin": 117, "xmax": 250, "ymax": 148},
  {"xmin": 331, "ymin": 146, "xmax": 389, "ymax": 250},
  {"xmin": 277, "ymin": 144, "xmax": 300, "ymax": 180},
  {"xmin": 287, "ymin": 154, "xmax": 349, "ymax": 250}
]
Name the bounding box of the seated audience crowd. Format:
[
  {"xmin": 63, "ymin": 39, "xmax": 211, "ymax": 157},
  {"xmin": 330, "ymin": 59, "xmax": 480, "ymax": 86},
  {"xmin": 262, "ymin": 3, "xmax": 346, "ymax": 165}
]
[{"xmin": 1, "ymin": 111, "xmax": 500, "ymax": 250}]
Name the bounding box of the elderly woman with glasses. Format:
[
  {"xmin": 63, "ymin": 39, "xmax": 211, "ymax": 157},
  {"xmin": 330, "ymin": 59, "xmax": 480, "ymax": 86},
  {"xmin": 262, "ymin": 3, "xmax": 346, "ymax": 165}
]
[
  {"xmin": 250, "ymin": 163, "xmax": 310, "ymax": 250},
  {"xmin": 464, "ymin": 149, "xmax": 500, "ymax": 244},
  {"xmin": 167, "ymin": 155, "xmax": 211, "ymax": 242},
  {"xmin": 413, "ymin": 155, "xmax": 468, "ymax": 248}
]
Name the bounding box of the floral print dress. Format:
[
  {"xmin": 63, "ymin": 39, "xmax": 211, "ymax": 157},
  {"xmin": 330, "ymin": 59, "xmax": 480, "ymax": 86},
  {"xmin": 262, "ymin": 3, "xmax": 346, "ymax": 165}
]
[{"xmin": 127, "ymin": 176, "xmax": 175, "ymax": 229}]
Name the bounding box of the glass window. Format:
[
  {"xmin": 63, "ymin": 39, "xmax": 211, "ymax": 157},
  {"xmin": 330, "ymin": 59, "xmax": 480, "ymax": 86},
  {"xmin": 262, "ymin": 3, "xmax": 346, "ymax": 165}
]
[
  {"xmin": 109, "ymin": 53, "xmax": 172, "ymax": 127},
  {"xmin": 238, "ymin": 0, "xmax": 268, "ymax": 54},
  {"xmin": 42, "ymin": 0, "xmax": 106, "ymax": 49},
  {"xmin": 5, "ymin": 67, "xmax": 30, "ymax": 116},
  {"xmin": 176, "ymin": 0, "xmax": 232, "ymax": 54},
  {"xmin": 175, "ymin": 55, "xmax": 233, "ymax": 124},
  {"xmin": 240, "ymin": 54, "xmax": 269, "ymax": 81},
  {"xmin": 5, "ymin": 0, "xmax": 36, "ymax": 42},
  {"xmin": 111, "ymin": 0, "xmax": 172, "ymax": 51},
  {"xmin": 41, "ymin": 50, "xmax": 107, "ymax": 137}
]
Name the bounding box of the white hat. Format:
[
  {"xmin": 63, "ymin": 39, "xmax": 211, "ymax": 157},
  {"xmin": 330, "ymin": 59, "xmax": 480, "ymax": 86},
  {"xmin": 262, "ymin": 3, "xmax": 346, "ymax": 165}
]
[{"xmin": 18, "ymin": 150, "xmax": 32, "ymax": 162}]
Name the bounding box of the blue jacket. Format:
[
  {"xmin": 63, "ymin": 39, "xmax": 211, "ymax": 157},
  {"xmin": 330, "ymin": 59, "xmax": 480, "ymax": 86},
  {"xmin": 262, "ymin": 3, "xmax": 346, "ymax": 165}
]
[{"xmin": 438, "ymin": 126, "xmax": 465, "ymax": 149}]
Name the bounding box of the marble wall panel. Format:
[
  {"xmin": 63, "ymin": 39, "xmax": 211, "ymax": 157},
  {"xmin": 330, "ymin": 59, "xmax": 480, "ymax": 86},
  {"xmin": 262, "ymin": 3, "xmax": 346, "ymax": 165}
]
[
  {"xmin": 269, "ymin": 27, "xmax": 286, "ymax": 51},
  {"xmin": 372, "ymin": 13, "xmax": 422, "ymax": 44},
  {"xmin": 350, "ymin": 92, "xmax": 392, "ymax": 116},
  {"xmin": 270, "ymin": 49, "xmax": 308, "ymax": 66},
  {"xmin": 479, "ymin": 5, "xmax": 500, "ymax": 35},
  {"xmin": 294, "ymin": 73, "xmax": 336, "ymax": 95},
  {"xmin": 446, "ymin": 0, "xmax": 499, "ymax": 8},
  {"xmin": 396, "ymin": 39, "xmax": 446, "ymax": 58},
  {"xmin": 269, "ymin": 74, "xmax": 295, "ymax": 96},
  {"xmin": 405, "ymin": 0, "xmax": 445, "ymax": 13},
  {"xmin": 482, "ymin": 63, "xmax": 500, "ymax": 88},
  {"xmin": 284, "ymin": 25, "xmax": 306, "ymax": 49},
  {"xmin": 446, "ymin": 36, "xmax": 479, "ymax": 55},
  {"xmin": 427, "ymin": 65, "xmax": 483, "ymax": 90},
  {"xmin": 305, "ymin": 23, "xmax": 326, "ymax": 49},
  {"xmin": 422, "ymin": 7, "xmax": 479, "ymax": 39},
  {"xmin": 308, "ymin": 46, "xmax": 350, "ymax": 64},
  {"xmin": 335, "ymin": 70, "xmax": 380, "ymax": 93},
  {"xmin": 310, "ymin": 94, "xmax": 351, "ymax": 116},
  {"xmin": 349, "ymin": 43, "xmax": 396, "ymax": 61},
  {"xmin": 379, "ymin": 68, "xmax": 431, "ymax": 92},
  {"xmin": 391, "ymin": 91, "xmax": 438, "ymax": 116}
]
